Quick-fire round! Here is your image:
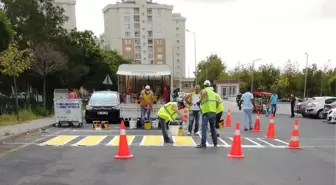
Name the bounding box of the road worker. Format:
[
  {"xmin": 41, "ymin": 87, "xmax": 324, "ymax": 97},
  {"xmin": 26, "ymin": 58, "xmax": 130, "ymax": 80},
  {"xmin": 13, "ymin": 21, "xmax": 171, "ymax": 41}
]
[
  {"xmin": 157, "ymin": 98, "xmax": 188, "ymax": 144},
  {"xmin": 139, "ymin": 85, "xmax": 153, "ymax": 128},
  {"xmin": 185, "ymin": 85, "xmax": 201, "ymax": 135},
  {"xmin": 196, "ymin": 80, "xmax": 219, "ymax": 148},
  {"xmin": 214, "ymin": 90, "xmax": 224, "ymax": 137}
]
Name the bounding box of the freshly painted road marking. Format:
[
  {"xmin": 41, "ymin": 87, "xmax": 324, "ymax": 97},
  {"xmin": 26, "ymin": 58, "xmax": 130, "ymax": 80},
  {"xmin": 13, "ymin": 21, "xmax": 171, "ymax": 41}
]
[
  {"xmin": 218, "ymin": 138, "xmax": 230, "ymax": 147},
  {"xmin": 140, "ymin": 135, "xmax": 164, "ymax": 146},
  {"xmin": 41, "ymin": 135, "xmax": 78, "ymax": 146},
  {"xmin": 274, "ymin": 139, "xmax": 289, "ymax": 145},
  {"xmin": 245, "ymin": 138, "xmax": 264, "ymax": 147},
  {"xmin": 257, "ymin": 138, "xmax": 275, "ymax": 147},
  {"xmin": 173, "ymin": 136, "xmax": 196, "ymax": 146},
  {"xmin": 72, "ymin": 136, "xmax": 106, "ymax": 146},
  {"xmin": 106, "ymin": 135, "xmax": 135, "ymax": 146}
]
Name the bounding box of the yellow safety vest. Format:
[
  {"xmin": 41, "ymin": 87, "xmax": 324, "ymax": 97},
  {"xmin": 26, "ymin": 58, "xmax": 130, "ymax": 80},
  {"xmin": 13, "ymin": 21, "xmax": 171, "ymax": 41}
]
[
  {"xmin": 158, "ymin": 102, "xmax": 177, "ymax": 121},
  {"xmin": 200, "ymin": 87, "xmax": 217, "ymax": 114},
  {"xmin": 216, "ymin": 93, "xmax": 224, "ymax": 113}
]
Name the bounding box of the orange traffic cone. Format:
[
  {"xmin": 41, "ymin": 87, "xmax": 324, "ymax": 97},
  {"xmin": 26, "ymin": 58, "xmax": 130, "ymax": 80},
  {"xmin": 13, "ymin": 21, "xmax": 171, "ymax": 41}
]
[
  {"xmin": 287, "ymin": 119, "xmax": 301, "ymax": 149},
  {"xmin": 265, "ymin": 114, "xmax": 276, "ymax": 139},
  {"xmin": 252, "ymin": 112, "xmax": 261, "ymax": 132},
  {"xmin": 114, "ymin": 120, "xmax": 134, "ymax": 159},
  {"xmin": 225, "ymin": 108, "xmax": 232, "ymax": 127},
  {"xmin": 227, "ymin": 122, "xmax": 244, "ymax": 158}
]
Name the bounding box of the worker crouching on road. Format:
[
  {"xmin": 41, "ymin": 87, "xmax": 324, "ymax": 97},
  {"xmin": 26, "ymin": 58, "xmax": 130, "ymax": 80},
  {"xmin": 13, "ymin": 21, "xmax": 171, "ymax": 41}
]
[
  {"xmin": 157, "ymin": 98, "xmax": 187, "ymax": 144},
  {"xmin": 214, "ymin": 90, "xmax": 224, "ymax": 137},
  {"xmin": 140, "ymin": 85, "xmax": 153, "ymax": 128},
  {"xmin": 196, "ymin": 80, "xmax": 219, "ymax": 148},
  {"xmin": 185, "ymin": 85, "xmax": 201, "ymax": 136}
]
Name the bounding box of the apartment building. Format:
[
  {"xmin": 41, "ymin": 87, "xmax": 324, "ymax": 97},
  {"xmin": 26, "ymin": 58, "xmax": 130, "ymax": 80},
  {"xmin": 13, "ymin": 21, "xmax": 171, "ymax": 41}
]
[
  {"xmin": 53, "ymin": 0, "xmax": 77, "ymax": 30},
  {"xmin": 102, "ymin": 0, "xmax": 186, "ymax": 78}
]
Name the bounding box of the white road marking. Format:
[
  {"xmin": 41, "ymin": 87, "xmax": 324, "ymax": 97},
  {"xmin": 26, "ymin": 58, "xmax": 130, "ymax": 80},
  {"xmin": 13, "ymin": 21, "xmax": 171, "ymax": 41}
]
[
  {"xmin": 274, "ymin": 139, "xmax": 289, "ymax": 145},
  {"xmin": 257, "ymin": 138, "xmax": 275, "ymax": 147},
  {"xmin": 245, "ymin": 138, "xmax": 264, "ymax": 147}
]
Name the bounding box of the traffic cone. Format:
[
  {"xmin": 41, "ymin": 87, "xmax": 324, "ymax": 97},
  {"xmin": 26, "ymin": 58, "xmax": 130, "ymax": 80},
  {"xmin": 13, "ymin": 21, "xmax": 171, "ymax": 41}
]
[
  {"xmin": 227, "ymin": 122, "xmax": 244, "ymax": 158},
  {"xmin": 265, "ymin": 114, "xmax": 276, "ymax": 139},
  {"xmin": 225, "ymin": 108, "xmax": 232, "ymax": 127},
  {"xmin": 287, "ymin": 119, "xmax": 301, "ymax": 149},
  {"xmin": 252, "ymin": 112, "xmax": 261, "ymax": 132},
  {"xmin": 114, "ymin": 120, "xmax": 134, "ymax": 159}
]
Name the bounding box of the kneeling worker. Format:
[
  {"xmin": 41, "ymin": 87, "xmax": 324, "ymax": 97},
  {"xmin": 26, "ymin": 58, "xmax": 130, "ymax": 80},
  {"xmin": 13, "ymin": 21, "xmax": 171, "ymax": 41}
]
[{"xmin": 157, "ymin": 99, "xmax": 188, "ymax": 144}]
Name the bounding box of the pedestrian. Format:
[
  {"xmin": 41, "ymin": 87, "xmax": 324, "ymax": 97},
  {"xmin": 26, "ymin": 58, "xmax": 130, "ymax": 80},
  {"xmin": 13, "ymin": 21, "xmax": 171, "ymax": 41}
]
[
  {"xmin": 270, "ymin": 92, "xmax": 279, "ymax": 116},
  {"xmin": 185, "ymin": 85, "xmax": 201, "ymax": 135},
  {"xmin": 214, "ymin": 91, "xmax": 224, "ymax": 137},
  {"xmin": 157, "ymin": 99, "xmax": 187, "ymax": 144},
  {"xmin": 139, "ymin": 85, "xmax": 153, "ymax": 128},
  {"xmin": 68, "ymin": 89, "xmax": 77, "ymax": 99},
  {"xmin": 290, "ymin": 94, "xmax": 296, "ymax": 118},
  {"xmin": 241, "ymin": 86, "xmax": 255, "ymax": 131},
  {"xmin": 196, "ymin": 80, "xmax": 219, "ymax": 148}
]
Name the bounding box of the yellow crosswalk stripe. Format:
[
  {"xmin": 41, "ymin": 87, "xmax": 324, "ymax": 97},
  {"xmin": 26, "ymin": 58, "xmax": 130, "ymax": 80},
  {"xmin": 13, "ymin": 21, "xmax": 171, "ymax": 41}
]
[
  {"xmin": 42, "ymin": 135, "xmax": 78, "ymax": 146},
  {"xmin": 106, "ymin": 135, "xmax": 135, "ymax": 146},
  {"xmin": 72, "ymin": 136, "xmax": 107, "ymax": 146},
  {"xmin": 173, "ymin": 136, "xmax": 196, "ymax": 146},
  {"xmin": 140, "ymin": 135, "xmax": 163, "ymax": 146}
]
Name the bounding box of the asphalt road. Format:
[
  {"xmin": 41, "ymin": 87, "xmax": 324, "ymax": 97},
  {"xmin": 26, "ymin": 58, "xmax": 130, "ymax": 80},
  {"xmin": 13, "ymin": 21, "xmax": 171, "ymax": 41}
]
[{"xmin": 0, "ymin": 111, "xmax": 335, "ymax": 185}]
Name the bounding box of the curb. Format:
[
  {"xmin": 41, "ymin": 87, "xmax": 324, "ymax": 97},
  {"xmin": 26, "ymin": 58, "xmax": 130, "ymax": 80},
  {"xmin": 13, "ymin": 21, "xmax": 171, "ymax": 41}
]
[{"xmin": 0, "ymin": 123, "xmax": 55, "ymax": 143}]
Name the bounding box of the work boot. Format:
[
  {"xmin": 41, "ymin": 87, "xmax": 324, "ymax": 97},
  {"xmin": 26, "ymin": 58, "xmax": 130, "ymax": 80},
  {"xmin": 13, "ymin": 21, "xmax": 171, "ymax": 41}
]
[
  {"xmin": 196, "ymin": 144, "xmax": 206, "ymax": 148},
  {"xmin": 164, "ymin": 139, "xmax": 174, "ymax": 144}
]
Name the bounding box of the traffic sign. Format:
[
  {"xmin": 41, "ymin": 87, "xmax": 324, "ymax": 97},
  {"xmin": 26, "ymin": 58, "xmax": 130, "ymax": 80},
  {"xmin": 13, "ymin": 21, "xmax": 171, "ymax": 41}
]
[{"xmin": 102, "ymin": 75, "xmax": 113, "ymax": 85}]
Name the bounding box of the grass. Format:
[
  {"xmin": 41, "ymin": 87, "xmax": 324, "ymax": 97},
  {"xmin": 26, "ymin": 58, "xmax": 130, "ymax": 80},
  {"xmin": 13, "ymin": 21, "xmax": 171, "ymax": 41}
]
[{"xmin": 0, "ymin": 107, "xmax": 50, "ymax": 127}]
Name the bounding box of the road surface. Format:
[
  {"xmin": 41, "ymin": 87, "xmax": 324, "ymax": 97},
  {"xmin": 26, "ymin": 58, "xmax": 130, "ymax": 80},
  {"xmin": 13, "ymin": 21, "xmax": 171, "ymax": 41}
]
[{"xmin": 0, "ymin": 111, "xmax": 335, "ymax": 185}]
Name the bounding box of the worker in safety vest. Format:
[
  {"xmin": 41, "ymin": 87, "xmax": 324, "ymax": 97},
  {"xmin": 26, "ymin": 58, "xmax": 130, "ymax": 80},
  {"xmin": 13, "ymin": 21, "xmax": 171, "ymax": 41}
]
[
  {"xmin": 185, "ymin": 85, "xmax": 201, "ymax": 135},
  {"xmin": 139, "ymin": 85, "xmax": 153, "ymax": 128},
  {"xmin": 214, "ymin": 91, "xmax": 224, "ymax": 137},
  {"xmin": 157, "ymin": 98, "xmax": 187, "ymax": 143},
  {"xmin": 196, "ymin": 80, "xmax": 219, "ymax": 148}
]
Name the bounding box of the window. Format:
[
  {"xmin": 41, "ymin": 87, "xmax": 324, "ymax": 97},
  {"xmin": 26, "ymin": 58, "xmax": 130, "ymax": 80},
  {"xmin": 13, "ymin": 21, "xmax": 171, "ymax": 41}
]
[
  {"xmin": 135, "ymin": 39, "xmax": 140, "ymax": 45},
  {"xmin": 134, "ymin": 23, "xmax": 140, "ymax": 29},
  {"xmin": 143, "ymin": 49, "xmax": 146, "ymax": 53},
  {"xmin": 148, "ymin": 39, "xmax": 153, "ymax": 44},
  {"xmin": 147, "ymin": 31, "xmax": 153, "ymax": 37},
  {"xmin": 157, "ymin": 39, "xmax": 163, "ymax": 45},
  {"xmin": 135, "ymin": 60, "xmax": 141, "ymax": 64},
  {"xmin": 176, "ymin": 47, "xmax": 179, "ymax": 50},
  {"xmin": 134, "ymin": 8, "xmax": 139, "ymax": 14},
  {"xmin": 147, "ymin": 16, "xmax": 152, "ymax": 22},
  {"xmin": 125, "ymin": 31, "xmax": 131, "ymax": 37},
  {"xmin": 134, "ymin": 31, "xmax": 140, "ymax": 37},
  {"xmin": 89, "ymin": 93, "xmax": 119, "ymax": 104},
  {"xmin": 124, "ymin": 11, "xmax": 130, "ymax": 15},
  {"xmin": 157, "ymin": 54, "xmax": 162, "ymax": 60},
  {"xmin": 148, "ymin": 46, "xmax": 153, "ymax": 52},
  {"xmin": 142, "ymin": 20, "xmax": 146, "ymax": 23},
  {"xmin": 148, "ymin": 53, "xmax": 153, "ymax": 59},
  {"xmin": 134, "ymin": 15, "xmax": 140, "ymax": 22},
  {"xmin": 176, "ymin": 40, "xmax": 179, "ymax": 44},
  {"xmin": 147, "ymin": 23, "xmax": 152, "ymax": 29},
  {"xmin": 325, "ymin": 98, "xmax": 336, "ymax": 104},
  {"xmin": 124, "ymin": 16, "xmax": 130, "ymax": 23},
  {"xmin": 229, "ymin": 86, "xmax": 236, "ymax": 96},
  {"xmin": 124, "ymin": 24, "xmax": 130, "ymax": 29},
  {"xmin": 135, "ymin": 53, "xmax": 141, "ymax": 59},
  {"xmin": 176, "ymin": 27, "xmax": 179, "ymax": 31},
  {"xmin": 176, "ymin": 33, "xmax": 179, "ymax": 37},
  {"xmin": 147, "ymin": 8, "xmax": 152, "ymax": 14},
  {"xmin": 155, "ymin": 24, "xmax": 162, "ymax": 33},
  {"xmin": 125, "ymin": 39, "xmax": 131, "ymax": 45},
  {"xmin": 177, "ymin": 59, "xmax": 179, "ymax": 63},
  {"xmin": 157, "ymin": 46, "xmax": 162, "ymax": 52},
  {"xmin": 135, "ymin": 46, "xmax": 140, "ymax": 52}
]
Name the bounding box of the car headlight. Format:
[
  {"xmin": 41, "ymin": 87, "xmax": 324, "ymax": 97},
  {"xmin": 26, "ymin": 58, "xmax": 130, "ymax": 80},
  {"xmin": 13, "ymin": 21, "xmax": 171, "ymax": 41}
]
[{"xmin": 86, "ymin": 105, "xmax": 93, "ymax": 110}]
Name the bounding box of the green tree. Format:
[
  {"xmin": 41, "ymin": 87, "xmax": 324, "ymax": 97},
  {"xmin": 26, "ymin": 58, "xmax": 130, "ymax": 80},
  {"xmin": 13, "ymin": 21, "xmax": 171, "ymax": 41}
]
[
  {"xmin": 0, "ymin": 36, "xmax": 33, "ymax": 120},
  {"xmin": 196, "ymin": 54, "xmax": 227, "ymax": 86},
  {"xmin": 0, "ymin": 10, "xmax": 14, "ymax": 52},
  {"xmin": 31, "ymin": 42, "xmax": 68, "ymax": 108}
]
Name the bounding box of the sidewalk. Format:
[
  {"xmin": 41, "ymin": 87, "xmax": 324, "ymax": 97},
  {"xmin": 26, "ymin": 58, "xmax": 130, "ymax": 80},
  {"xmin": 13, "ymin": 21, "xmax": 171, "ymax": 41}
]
[{"xmin": 0, "ymin": 117, "xmax": 55, "ymax": 141}]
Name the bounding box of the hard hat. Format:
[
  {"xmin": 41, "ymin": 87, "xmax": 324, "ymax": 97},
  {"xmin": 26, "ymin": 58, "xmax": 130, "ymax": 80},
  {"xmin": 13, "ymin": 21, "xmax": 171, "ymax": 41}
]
[
  {"xmin": 211, "ymin": 87, "xmax": 214, "ymax": 91},
  {"xmin": 145, "ymin": 85, "xmax": 150, "ymax": 90},
  {"xmin": 204, "ymin": 80, "xmax": 211, "ymax": 86}
]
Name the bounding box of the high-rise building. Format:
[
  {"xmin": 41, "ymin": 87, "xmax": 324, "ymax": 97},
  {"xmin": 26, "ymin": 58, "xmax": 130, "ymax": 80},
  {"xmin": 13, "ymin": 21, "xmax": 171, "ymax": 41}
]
[
  {"xmin": 53, "ymin": 0, "xmax": 77, "ymax": 30},
  {"xmin": 102, "ymin": 0, "xmax": 186, "ymax": 78}
]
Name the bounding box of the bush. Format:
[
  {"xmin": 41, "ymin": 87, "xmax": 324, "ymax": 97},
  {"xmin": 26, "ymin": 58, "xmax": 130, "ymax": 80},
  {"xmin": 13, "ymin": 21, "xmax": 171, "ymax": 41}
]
[{"xmin": 0, "ymin": 107, "xmax": 50, "ymax": 126}]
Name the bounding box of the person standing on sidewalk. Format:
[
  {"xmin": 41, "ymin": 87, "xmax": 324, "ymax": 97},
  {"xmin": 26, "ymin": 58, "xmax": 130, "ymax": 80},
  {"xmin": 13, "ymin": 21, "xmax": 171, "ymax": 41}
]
[
  {"xmin": 196, "ymin": 80, "xmax": 218, "ymax": 148},
  {"xmin": 185, "ymin": 85, "xmax": 201, "ymax": 135},
  {"xmin": 241, "ymin": 87, "xmax": 255, "ymax": 131},
  {"xmin": 270, "ymin": 92, "xmax": 279, "ymax": 116},
  {"xmin": 290, "ymin": 94, "xmax": 296, "ymax": 118}
]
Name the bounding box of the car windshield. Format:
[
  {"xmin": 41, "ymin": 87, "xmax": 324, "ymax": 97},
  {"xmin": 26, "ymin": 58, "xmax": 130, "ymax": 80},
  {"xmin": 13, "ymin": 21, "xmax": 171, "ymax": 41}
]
[{"xmin": 89, "ymin": 93, "xmax": 119, "ymax": 103}]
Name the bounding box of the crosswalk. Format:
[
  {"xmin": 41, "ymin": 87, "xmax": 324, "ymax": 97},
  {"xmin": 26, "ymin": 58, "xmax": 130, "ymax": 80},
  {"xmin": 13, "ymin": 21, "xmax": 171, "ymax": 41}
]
[{"xmin": 38, "ymin": 135, "xmax": 289, "ymax": 148}]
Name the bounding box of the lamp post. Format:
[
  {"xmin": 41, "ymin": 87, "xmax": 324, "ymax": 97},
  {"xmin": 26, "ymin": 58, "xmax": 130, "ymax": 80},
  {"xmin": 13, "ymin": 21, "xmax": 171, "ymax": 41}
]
[
  {"xmin": 185, "ymin": 29, "xmax": 197, "ymax": 82},
  {"xmin": 303, "ymin": 53, "xmax": 309, "ymax": 99},
  {"xmin": 251, "ymin": 58, "xmax": 262, "ymax": 92}
]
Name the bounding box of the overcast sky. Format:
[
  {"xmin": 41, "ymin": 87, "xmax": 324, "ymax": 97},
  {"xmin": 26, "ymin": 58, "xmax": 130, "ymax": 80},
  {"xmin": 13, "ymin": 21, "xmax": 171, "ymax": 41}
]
[{"xmin": 76, "ymin": 0, "xmax": 336, "ymax": 77}]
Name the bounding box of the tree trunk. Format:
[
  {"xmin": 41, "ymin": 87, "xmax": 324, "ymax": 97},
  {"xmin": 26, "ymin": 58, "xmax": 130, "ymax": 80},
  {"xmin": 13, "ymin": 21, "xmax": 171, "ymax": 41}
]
[
  {"xmin": 43, "ymin": 76, "xmax": 46, "ymax": 108},
  {"xmin": 13, "ymin": 77, "xmax": 19, "ymax": 121}
]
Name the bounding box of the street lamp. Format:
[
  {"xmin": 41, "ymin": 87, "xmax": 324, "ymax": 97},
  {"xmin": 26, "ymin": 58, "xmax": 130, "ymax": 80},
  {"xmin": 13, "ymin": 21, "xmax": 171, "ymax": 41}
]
[
  {"xmin": 251, "ymin": 58, "xmax": 262, "ymax": 92},
  {"xmin": 303, "ymin": 53, "xmax": 309, "ymax": 99},
  {"xmin": 185, "ymin": 29, "xmax": 197, "ymax": 82}
]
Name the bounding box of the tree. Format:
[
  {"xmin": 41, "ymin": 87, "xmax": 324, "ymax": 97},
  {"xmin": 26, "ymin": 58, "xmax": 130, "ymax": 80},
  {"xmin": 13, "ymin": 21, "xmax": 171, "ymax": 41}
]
[
  {"xmin": 0, "ymin": 10, "xmax": 14, "ymax": 52},
  {"xmin": 196, "ymin": 54, "xmax": 227, "ymax": 86},
  {"xmin": 31, "ymin": 42, "xmax": 68, "ymax": 108},
  {"xmin": 0, "ymin": 36, "xmax": 33, "ymax": 120}
]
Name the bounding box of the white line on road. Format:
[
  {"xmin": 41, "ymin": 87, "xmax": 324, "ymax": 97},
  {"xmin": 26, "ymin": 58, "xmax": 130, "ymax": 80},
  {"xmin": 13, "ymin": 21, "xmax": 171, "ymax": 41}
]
[
  {"xmin": 274, "ymin": 139, "xmax": 289, "ymax": 145},
  {"xmin": 257, "ymin": 138, "xmax": 275, "ymax": 147},
  {"xmin": 218, "ymin": 138, "xmax": 230, "ymax": 147},
  {"xmin": 245, "ymin": 138, "xmax": 264, "ymax": 147}
]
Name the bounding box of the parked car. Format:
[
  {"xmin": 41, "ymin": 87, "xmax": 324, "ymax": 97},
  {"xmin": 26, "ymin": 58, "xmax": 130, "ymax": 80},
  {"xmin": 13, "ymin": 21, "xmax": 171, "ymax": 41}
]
[
  {"xmin": 326, "ymin": 108, "xmax": 336, "ymax": 124},
  {"xmin": 305, "ymin": 97, "xmax": 336, "ymax": 119},
  {"xmin": 322, "ymin": 101, "xmax": 336, "ymax": 119},
  {"xmin": 294, "ymin": 98, "xmax": 314, "ymax": 117},
  {"xmin": 85, "ymin": 91, "xmax": 121, "ymax": 124}
]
